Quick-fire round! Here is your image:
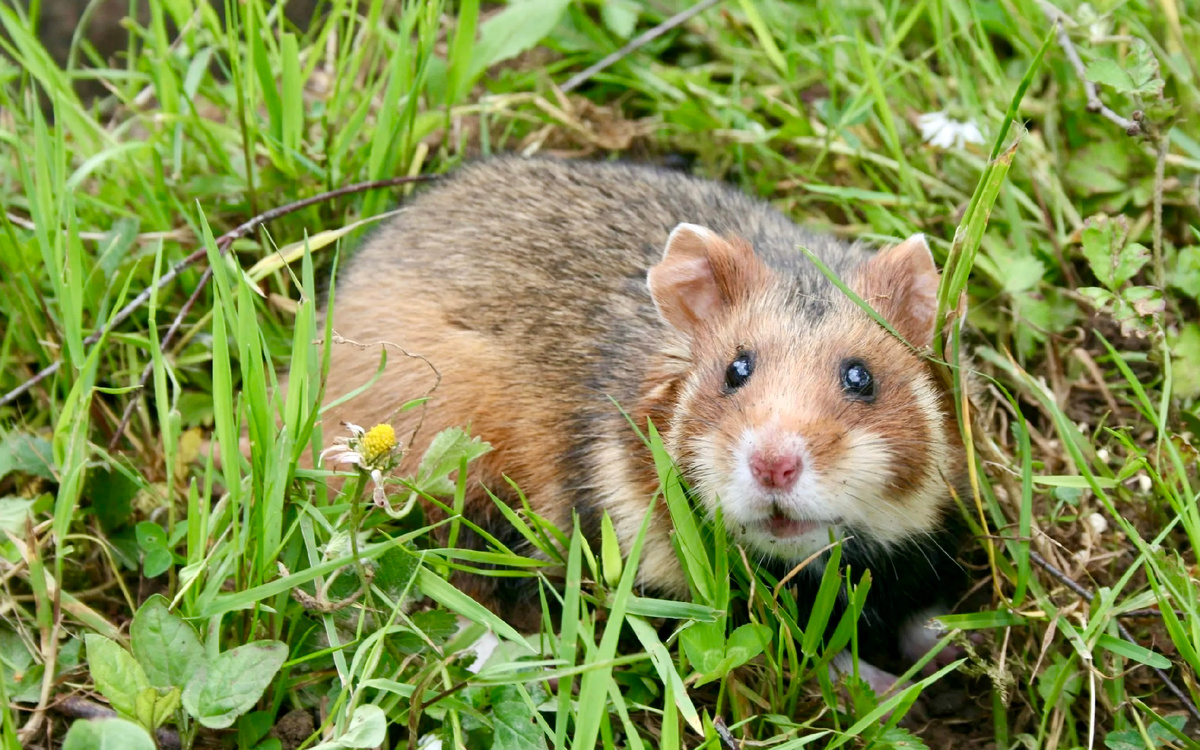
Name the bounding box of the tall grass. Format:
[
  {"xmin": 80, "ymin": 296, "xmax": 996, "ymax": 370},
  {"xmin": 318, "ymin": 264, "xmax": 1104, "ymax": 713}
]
[{"xmin": 1, "ymin": 0, "xmax": 1199, "ymax": 748}]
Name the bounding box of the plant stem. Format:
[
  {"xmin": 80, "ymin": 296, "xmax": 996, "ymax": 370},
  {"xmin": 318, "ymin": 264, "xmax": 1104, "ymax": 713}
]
[{"xmin": 347, "ymin": 473, "xmax": 375, "ymax": 614}]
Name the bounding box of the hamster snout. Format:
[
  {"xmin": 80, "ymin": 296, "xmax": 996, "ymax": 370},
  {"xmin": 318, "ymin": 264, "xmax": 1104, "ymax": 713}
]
[
  {"xmin": 708, "ymin": 414, "xmax": 942, "ymax": 560},
  {"xmin": 747, "ymin": 445, "xmax": 802, "ymax": 490}
]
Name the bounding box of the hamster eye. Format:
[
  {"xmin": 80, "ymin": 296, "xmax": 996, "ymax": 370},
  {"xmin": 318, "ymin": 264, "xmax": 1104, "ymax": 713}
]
[
  {"xmin": 840, "ymin": 358, "xmax": 876, "ymax": 402},
  {"xmin": 724, "ymin": 351, "xmax": 755, "ymax": 392}
]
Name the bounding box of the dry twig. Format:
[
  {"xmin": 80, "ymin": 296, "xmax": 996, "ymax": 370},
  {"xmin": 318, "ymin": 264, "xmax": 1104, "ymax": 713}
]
[
  {"xmin": 1052, "ymin": 19, "xmax": 1141, "ymax": 136},
  {"xmin": 559, "ymin": 0, "xmax": 723, "ymax": 94}
]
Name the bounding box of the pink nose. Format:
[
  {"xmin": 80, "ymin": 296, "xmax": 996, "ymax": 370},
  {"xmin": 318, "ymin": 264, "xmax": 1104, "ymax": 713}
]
[{"xmin": 749, "ymin": 451, "xmax": 801, "ymax": 490}]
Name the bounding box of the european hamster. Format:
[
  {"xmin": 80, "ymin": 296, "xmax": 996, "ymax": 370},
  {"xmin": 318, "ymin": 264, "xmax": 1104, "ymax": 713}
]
[{"xmin": 297, "ymin": 156, "xmax": 969, "ymax": 694}]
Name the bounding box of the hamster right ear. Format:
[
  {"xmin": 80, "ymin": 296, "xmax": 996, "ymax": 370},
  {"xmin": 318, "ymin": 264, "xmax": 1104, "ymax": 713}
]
[
  {"xmin": 647, "ymin": 223, "xmax": 764, "ymax": 336},
  {"xmin": 851, "ymin": 233, "xmax": 941, "ymax": 348}
]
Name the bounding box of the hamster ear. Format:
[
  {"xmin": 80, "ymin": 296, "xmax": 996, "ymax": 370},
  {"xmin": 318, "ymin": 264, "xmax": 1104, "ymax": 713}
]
[
  {"xmin": 851, "ymin": 233, "xmax": 941, "ymax": 348},
  {"xmin": 648, "ymin": 223, "xmax": 764, "ymax": 336}
]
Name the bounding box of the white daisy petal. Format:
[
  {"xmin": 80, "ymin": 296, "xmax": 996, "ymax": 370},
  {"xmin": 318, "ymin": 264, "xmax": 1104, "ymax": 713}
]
[
  {"xmin": 919, "ymin": 109, "xmax": 984, "ymax": 150},
  {"xmin": 320, "ymin": 446, "xmax": 364, "ymax": 468},
  {"xmin": 318, "ymin": 445, "xmax": 345, "ymax": 462},
  {"xmin": 960, "ymin": 121, "xmax": 984, "ymax": 145}
]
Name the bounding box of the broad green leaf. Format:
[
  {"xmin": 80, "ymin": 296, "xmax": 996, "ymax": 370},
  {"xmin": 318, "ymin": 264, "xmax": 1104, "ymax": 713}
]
[
  {"xmin": 153, "ymin": 687, "xmax": 181, "ymax": 729},
  {"xmin": 1104, "ymin": 714, "xmax": 1186, "ymax": 750},
  {"xmin": 131, "ymin": 595, "xmax": 205, "ymax": 690},
  {"xmin": 0, "ymin": 496, "xmax": 35, "ymax": 537},
  {"xmin": 1064, "ymin": 140, "xmax": 1132, "ymax": 196},
  {"xmin": 469, "ymin": 0, "xmax": 572, "ymax": 81},
  {"xmin": 1125, "ymin": 40, "xmax": 1166, "ymax": 96},
  {"xmin": 84, "ymin": 634, "xmax": 150, "ymax": 719},
  {"xmin": 1080, "ymin": 215, "xmax": 1147, "ymax": 289},
  {"xmin": 1169, "ymin": 245, "xmax": 1200, "ymax": 298},
  {"xmin": 1037, "ymin": 653, "xmax": 1082, "ymax": 707},
  {"xmin": 143, "ymin": 548, "xmax": 172, "ymax": 578},
  {"xmin": 681, "ymin": 621, "xmax": 727, "ymax": 678},
  {"xmin": 135, "ymin": 521, "xmax": 167, "ymax": 551},
  {"xmin": 1169, "ymin": 324, "xmax": 1200, "ymax": 399},
  {"xmin": 134, "ymin": 686, "xmax": 180, "ymax": 730},
  {"xmin": 491, "ymin": 684, "xmax": 548, "ymax": 750},
  {"xmin": 338, "ymin": 704, "xmax": 388, "ymax": 748},
  {"xmin": 62, "ymin": 717, "xmax": 156, "ymax": 750},
  {"xmin": 875, "ymin": 725, "xmax": 931, "ymax": 748},
  {"xmin": 238, "ymin": 710, "xmax": 276, "ymax": 749},
  {"xmin": 1085, "ymin": 59, "xmax": 1136, "ymax": 93},
  {"xmin": 601, "ymin": 0, "xmax": 639, "ymax": 39},
  {"xmin": 711, "ymin": 623, "xmax": 772, "ymax": 675},
  {"xmin": 310, "ymin": 704, "xmax": 388, "ymax": 749},
  {"xmin": 1000, "ymin": 255, "xmax": 1046, "ymax": 294},
  {"xmin": 1122, "ymin": 285, "xmax": 1165, "ymax": 319},
  {"xmin": 0, "ymin": 432, "xmax": 54, "ymax": 482},
  {"xmin": 134, "ymin": 687, "xmax": 157, "ymax": 730},
  {"xmin": 182, "ymin": 641, "xmax": 288, "ymax": 729},
  {"xmin": 1080, "ymin": 284, "xmax": 1164, "ymax": 338},
  {"xmin": 414, "ymin": 427, "xmax": 492, "ymax": 496}
]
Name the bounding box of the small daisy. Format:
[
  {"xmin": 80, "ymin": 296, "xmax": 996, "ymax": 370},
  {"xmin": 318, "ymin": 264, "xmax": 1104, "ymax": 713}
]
[
  {"xmin": 917, "ymin": 110, "xmax": 985, "ymax": 149},
  {"xmin": 319, "ymin": 422, "xmax": 400, "ymax": 507}
]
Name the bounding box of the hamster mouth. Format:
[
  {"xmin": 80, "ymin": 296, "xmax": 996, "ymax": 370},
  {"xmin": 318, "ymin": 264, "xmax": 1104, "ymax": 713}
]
[{"xmin": 764, "ymin": 510, "xmax": 820, "ymax": 538}]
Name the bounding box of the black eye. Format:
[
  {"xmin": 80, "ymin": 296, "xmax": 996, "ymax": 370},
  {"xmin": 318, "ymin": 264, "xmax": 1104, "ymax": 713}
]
[
  {"xmin": 840, "ymin": 358, "xmax": 876, "ymax": 402},
  {"xmin": 724, "ymin": 351, "xmax": 755, "ymax": 392}
]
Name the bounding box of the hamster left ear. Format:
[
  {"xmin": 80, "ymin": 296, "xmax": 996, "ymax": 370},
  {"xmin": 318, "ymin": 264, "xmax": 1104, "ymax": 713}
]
[
  {"xmin": 851, "ymin": 233, "xmax": 941, "ymax": 348},
  {"xmin": 648, "ymin": 223, "xmax": 767, "ymax": 337}
]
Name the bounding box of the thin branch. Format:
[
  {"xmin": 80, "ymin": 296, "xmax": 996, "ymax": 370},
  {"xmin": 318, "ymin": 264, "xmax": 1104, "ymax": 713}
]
[
  {"xmin": 1123, "ymin": 608, "xmax": 1187, "ymax": 619},
  {"xmin": 559, "ymin": 0, "xmax": 723, "ymax": 94},
  {"xmin": 0, "ymin": 174, "xmax": 439, "ymax": 409},
  {"xmin": 1052, "ymin": 18, "xmax": 1141, "ymax": 136},
  {"xmin": 1029, "ymin": 550, "xmax": 1200, "ymax": 726}
]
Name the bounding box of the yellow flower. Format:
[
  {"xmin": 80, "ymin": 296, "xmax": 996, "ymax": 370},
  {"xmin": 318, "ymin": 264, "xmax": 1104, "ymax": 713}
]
[
  {"xmin": 359, "ymin": 424, "xmax": 397, "ymax": 466},
  {"xmin": 319, "ymin": 422, "xmax": 400, "ymax": 507}
]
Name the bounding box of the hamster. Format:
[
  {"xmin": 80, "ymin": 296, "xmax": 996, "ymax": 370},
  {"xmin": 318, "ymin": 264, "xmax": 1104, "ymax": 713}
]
[{"xmin": 294, "ymin": 156, "xmax": 969, "ymax": 695}]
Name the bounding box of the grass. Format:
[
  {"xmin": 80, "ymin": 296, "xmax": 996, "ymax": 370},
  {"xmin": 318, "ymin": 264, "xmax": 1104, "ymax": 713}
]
[{"xmin": 1, "ymin": 0, "xmax": 1200, "ymax": 747}]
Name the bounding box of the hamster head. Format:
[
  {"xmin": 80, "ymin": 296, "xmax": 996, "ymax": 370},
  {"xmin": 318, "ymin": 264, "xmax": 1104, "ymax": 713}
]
[{"xmin": 647, "ymin": 223, "xmax": 960, "ymax": 563}]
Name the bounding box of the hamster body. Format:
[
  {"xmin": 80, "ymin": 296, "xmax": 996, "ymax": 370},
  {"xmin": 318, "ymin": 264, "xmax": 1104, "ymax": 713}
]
[{"xmin": 301, "ymin": 156, "xmax": 968, "ymax": 687}]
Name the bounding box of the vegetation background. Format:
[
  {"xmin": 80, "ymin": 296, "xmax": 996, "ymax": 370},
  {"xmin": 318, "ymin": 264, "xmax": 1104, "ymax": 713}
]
[{"xmin": 1, "ymin": 0, "xmax": 1199, "ymax": 748}]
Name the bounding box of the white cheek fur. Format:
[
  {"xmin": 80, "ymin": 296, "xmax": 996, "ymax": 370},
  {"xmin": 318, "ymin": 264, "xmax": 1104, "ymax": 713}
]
[
  {"xmin": 690, "ymin": 428, "xmax": 844, "ymax": 561},
  {"xmin": 697, "ymin": 425, "xmax": 928, "ymax": 559},
  {"xmin": 678, "ymin": 374, "xmax": 953, "ymax": 562}
]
